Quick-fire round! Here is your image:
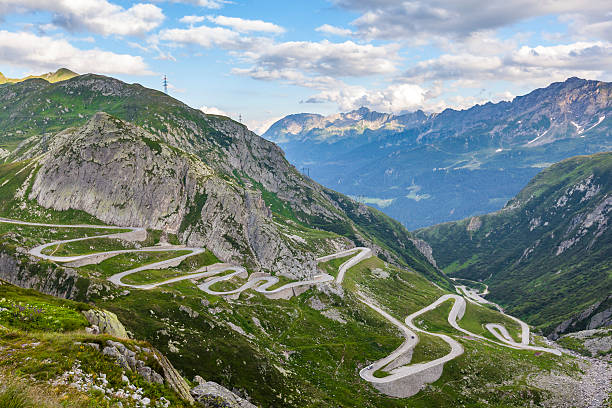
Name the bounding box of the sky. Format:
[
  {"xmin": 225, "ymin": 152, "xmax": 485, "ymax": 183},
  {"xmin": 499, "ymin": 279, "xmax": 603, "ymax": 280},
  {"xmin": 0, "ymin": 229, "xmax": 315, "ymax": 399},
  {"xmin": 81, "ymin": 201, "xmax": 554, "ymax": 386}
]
[{"xmin": 0, "ymin": 0, "xmax": 611, "ymax": 134}]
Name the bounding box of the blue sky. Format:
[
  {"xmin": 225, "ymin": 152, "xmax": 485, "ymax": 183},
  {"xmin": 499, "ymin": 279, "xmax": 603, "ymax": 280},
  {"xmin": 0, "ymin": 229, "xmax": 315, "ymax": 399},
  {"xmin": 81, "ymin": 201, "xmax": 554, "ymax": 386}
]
[{"xmin": 0, "ymin": 0, "xmax": 610, "ymax": 133}]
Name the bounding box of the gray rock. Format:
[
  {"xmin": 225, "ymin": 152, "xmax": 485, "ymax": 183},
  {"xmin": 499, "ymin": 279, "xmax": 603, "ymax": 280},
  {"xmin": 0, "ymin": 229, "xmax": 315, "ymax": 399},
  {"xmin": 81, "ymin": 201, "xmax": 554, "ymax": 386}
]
[
  {"xmin": 83, "ymin": 310, "xmax": 128, "ymax": 338},
  {"xmin": 151, "ymin": 371, "xmax": 164, "ymax": 385},
  {"xmin": 102, "ymin": 346, "xmax": 131, "ymax": 371},
  {"xmin": 137, "ymin": 365, "xmax": 152, "ymax": 382},
  {"xmin": 179, "ymin": 304, "xmax": 199, "ymax": 318},
  {"xmin": 191, "ymin": 381, "xmax": 256, "ymax": 408}
]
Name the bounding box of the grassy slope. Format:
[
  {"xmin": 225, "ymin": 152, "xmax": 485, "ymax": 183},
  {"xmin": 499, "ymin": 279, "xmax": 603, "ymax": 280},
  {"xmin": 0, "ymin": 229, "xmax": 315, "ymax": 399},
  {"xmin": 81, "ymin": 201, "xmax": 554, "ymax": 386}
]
[
  {"xmin": 416, "ymin": 152, "xmax": 612, "ymax": 334},
  {"xmin": 0, "ymin": 213, "xmax": 583, "ymax": 407},
  {"xmin": 0, "ymin": 281, "xmax": 189, "ymax": 408}
]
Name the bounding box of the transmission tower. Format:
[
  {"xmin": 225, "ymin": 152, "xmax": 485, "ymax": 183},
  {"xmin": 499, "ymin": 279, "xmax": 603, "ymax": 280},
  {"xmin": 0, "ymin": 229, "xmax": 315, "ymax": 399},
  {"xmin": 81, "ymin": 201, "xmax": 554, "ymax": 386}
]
[{"xmin": 163, "ymin": 75, "xmax": 168, "ymax": 94}]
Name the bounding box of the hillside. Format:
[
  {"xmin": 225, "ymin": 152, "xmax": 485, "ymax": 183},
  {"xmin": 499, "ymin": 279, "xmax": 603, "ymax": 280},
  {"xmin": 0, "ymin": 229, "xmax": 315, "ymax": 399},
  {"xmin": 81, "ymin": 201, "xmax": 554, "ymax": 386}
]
[
  {"xmin": 0, "ymin": 74, "xmax": 607, "ymax": 407},
  {"xmin": 0, "ymin": 73, "xmax": 445, "ymax": 287},
  {"xmin": 0, "ymin": 68, "xmax": 78, "ymax": 85},
  {"xmin": 416, "ymin": 152, "xmax": 612, "ymax": 336},
  {"xmin": 264, "ymin": 78, "xmax": 612, "ymax": 229}
]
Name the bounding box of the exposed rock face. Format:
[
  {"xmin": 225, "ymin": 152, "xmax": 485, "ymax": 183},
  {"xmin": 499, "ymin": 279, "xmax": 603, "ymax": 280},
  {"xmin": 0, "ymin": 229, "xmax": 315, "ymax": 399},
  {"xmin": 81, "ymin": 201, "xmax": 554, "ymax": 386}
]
[
  {"xmin": 100, "ymin": 339, "xmax": 194, "ymax": 403},
  {"xmin": 24, "ymin": 113, "xmax": 323, "ymax": 277},
  {"xmin": 559, "ymin": 328, "xmax": 612, "ymax": 359},
  {"xmin": 467, "ymin": 217, "xmax": 482, "ymax": 232},
  {"xmin": 155, "ymin": 349, "xmax": 194, "ymax": 403},
  {"xmin": 28, "ymin": 112, "xmax": 209, "ymax": 233},
  {"xmin": 409, "ymin": 238, "xmax": 437, "ymax": 268},
  {"xmin": 191, "ymin": 379, "xmax": 256, "ymax": 408},
  {"xmin": 0, "ymin": 251, "xmax": 91, "ymax": 300},
  {"xmin": 550, "ymin": 295, "xmax": 612, "ymax": 339},
  {"xmin": 83, "ymin": 309, "xmax": 129, "ymax": 338}
]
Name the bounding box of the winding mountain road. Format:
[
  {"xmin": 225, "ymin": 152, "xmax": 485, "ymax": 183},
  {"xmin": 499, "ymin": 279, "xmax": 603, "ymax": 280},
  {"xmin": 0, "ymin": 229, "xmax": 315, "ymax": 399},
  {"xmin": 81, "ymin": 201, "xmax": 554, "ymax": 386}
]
[{"xmin": 2, "ymin": 217, "xmax": 561, "ymax": 398}]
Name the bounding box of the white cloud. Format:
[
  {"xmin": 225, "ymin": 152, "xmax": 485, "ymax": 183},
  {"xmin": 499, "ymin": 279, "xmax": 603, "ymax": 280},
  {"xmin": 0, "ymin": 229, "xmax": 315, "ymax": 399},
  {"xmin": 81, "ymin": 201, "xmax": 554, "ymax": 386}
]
[
  {"xmin": 0, "ymin": 0, "xmax": 165, "ymax": 36},
  {"xmin": 207, "ymin": 16, "xmax": 285, "ymax": 34},
  {"xmin": 306, "ymin": 82, "xmax": 427, "ymax": 112},
  {"xmin": 0, "ymin": 30, "xmax": 153, "ymax": 75},
  {"xmin": 180, "ymin": 15, "xmax": 206, "ymax": 24},
  {"xmin": 332, "ymin": 0, "xmax": 612, "ymax": 43},
  {"xmin": 315, "ymin": 24, "xmax": 354, "ymax": 37},
  {"xmin": 402, "ymin": 41, "xmax": 612, "ymax": 85},
  {"xmin": 239, "ymin": 40, "xmax": 400, "ymax": 78},
  {"xmin": 200, "ymin": 105, "xmax": 230, "ymax": 116},
  {"xmin": 158, "ymin": 24, "xmax": 254, "ymax": 49},
  {"xmin": 167, "ymin": 0, "xmax": 229, "ymax": 9}
]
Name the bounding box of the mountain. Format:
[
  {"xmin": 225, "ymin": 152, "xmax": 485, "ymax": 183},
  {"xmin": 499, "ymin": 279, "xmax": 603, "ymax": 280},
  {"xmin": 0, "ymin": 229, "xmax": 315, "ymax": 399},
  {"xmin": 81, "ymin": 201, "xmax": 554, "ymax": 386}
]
[
  {"xmin": 0, "ymin": 73, "xmax": 609, "ymax": 408},
  {"xmin": 0, "ymin": 68, "xmax": 78, "ymax": 85},
  {"xmin": 263, "ymin": 78, "xmax": 612, "ymax": 229},
  {"xmin": 416, "ymin": 152, "xmax": 612, "ymax": 337},
  {"xmin": 0, "ymin": 73, "xmax": 445, "ymax": 287}
]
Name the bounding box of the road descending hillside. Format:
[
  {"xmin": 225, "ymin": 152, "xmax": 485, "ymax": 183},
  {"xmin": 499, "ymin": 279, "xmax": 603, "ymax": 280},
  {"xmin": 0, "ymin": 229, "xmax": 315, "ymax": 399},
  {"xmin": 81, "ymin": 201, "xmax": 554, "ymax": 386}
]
[{"xmin": 417, "ymin": 152, "xmax": 612, "ymax": 337}]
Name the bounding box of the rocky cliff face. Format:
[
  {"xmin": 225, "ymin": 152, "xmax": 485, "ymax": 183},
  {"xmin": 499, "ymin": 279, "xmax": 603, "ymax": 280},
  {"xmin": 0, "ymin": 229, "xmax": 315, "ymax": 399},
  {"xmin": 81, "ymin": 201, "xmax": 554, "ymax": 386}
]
[{"xmin": 19, "ymin": 113, "xmax": 318, "ymax": 276}]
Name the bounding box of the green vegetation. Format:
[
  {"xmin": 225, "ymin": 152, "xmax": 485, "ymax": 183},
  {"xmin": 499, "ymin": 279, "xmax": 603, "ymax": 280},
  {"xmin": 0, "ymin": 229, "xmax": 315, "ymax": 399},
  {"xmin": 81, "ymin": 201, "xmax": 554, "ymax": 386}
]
[
  {"xmin": 264, "ymin": 275, "xmax": 294, "ymax": 291},
  {"xmin": 120, "ymin": 249, "xmax": 219, "ymax": 285},
  {"xmin": 0, "ymin": 222, "xmax": 124, "ymax": 248},
  {"xmin": 0, "ymin": 283, "xmax": 89, "ymax": 332},
  {"xmin": 78, "ymin": 251, "xmax": 191, "ymax": 279},
  {"xmin": 318, "ymin": 254, "xmax": 355, "ymax": 278},
  {"xmin": 343, "ymin": 257, "xmax": 442, "ymax": 318},
  {"xmin": 410, "ymin": 332, "xmax": 451, "ymax": 364},
  {"xmin": 417, "ymin": 152, "xmax": 612, "ymax": 334},
  {"xmin": 414, "ymin": 299, "xmax": 454, "ymax": 334},
  {"xmin": 460, "ymin": 302, "xmax": 522, "ymax": 343},
  {"xmin": 42, "ymin": 237, "xmax": 138, "ymax": 256},
  {"xmin": 0, "ymin": 281, "xmax": 189, "ymax": 407}
]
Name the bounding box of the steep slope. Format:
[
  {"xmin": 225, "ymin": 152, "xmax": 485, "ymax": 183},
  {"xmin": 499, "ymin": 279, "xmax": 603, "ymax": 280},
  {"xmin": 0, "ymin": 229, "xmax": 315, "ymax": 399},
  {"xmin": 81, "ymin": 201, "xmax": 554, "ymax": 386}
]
[
  {"xmin": 264, "ymin": 78, "xmax": 612, "ymax": 229},
  {"xmin": 0, "ymin": 68, "xmax": 78, "ymax": 85},
  {"xmin": 0, "ymin": 74, "xmax": 446, "ymax": 287},
  {"xmin": 416, "ymin": 152, "xmax": 612, "ymax": 336}
]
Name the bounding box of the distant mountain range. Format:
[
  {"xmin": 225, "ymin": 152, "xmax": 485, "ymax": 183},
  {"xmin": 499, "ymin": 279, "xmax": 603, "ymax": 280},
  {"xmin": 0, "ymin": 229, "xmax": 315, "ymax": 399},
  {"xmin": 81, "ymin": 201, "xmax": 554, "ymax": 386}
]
[
  {"xmin": 0, "ymin": 68, "xmax": 78, "ymax": 85},
  {"xmin": 264, "ymin": 78, "xmax": 612, "ymax": 229}
]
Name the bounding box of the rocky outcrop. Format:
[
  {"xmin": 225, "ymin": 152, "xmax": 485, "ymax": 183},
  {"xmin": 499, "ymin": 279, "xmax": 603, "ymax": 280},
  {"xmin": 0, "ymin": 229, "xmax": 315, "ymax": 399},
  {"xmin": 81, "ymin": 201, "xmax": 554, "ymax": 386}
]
[
  {"xmin": 409, "ymin": 238, "xmax": 437, "ymax": 268},
  {"xmin": 156, "ymin": 351, "xmax": 194, "ymax": 403},
  {"xmin": 83, "ymin": 309, "xmax": 129, "ymax": 338},
  {"xmin": 100, "ymin": 339, "xmax": 195, "ymax": 403},
  {"xmin": 467, "ymin": 217, "xmax": 482, "ymax": 232},
  {"xmin": 559, "ymin": 328, "xmax": 612, "ymax": 359},
  {"xmin": 0, "ymin": 250, "xmax": 91, "ymax": 301},
  {"xmin": 191, "ymin": 376, "xmax": 255, "ymax": 408},
  {"xmin": 549, "ymin": 295, "xmax": 612, "ymax": 339}
]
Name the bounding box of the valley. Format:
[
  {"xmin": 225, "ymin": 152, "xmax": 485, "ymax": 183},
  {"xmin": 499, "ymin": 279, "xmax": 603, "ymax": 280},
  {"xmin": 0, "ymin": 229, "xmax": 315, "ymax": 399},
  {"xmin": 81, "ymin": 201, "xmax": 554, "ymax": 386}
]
[
  {"xmin": 0, "ymin": 214, "xmax": 594, "ymax": 407},
  {"xmin": 0, "ymin": 72, "xmax": 609, "ymax": 407}
]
